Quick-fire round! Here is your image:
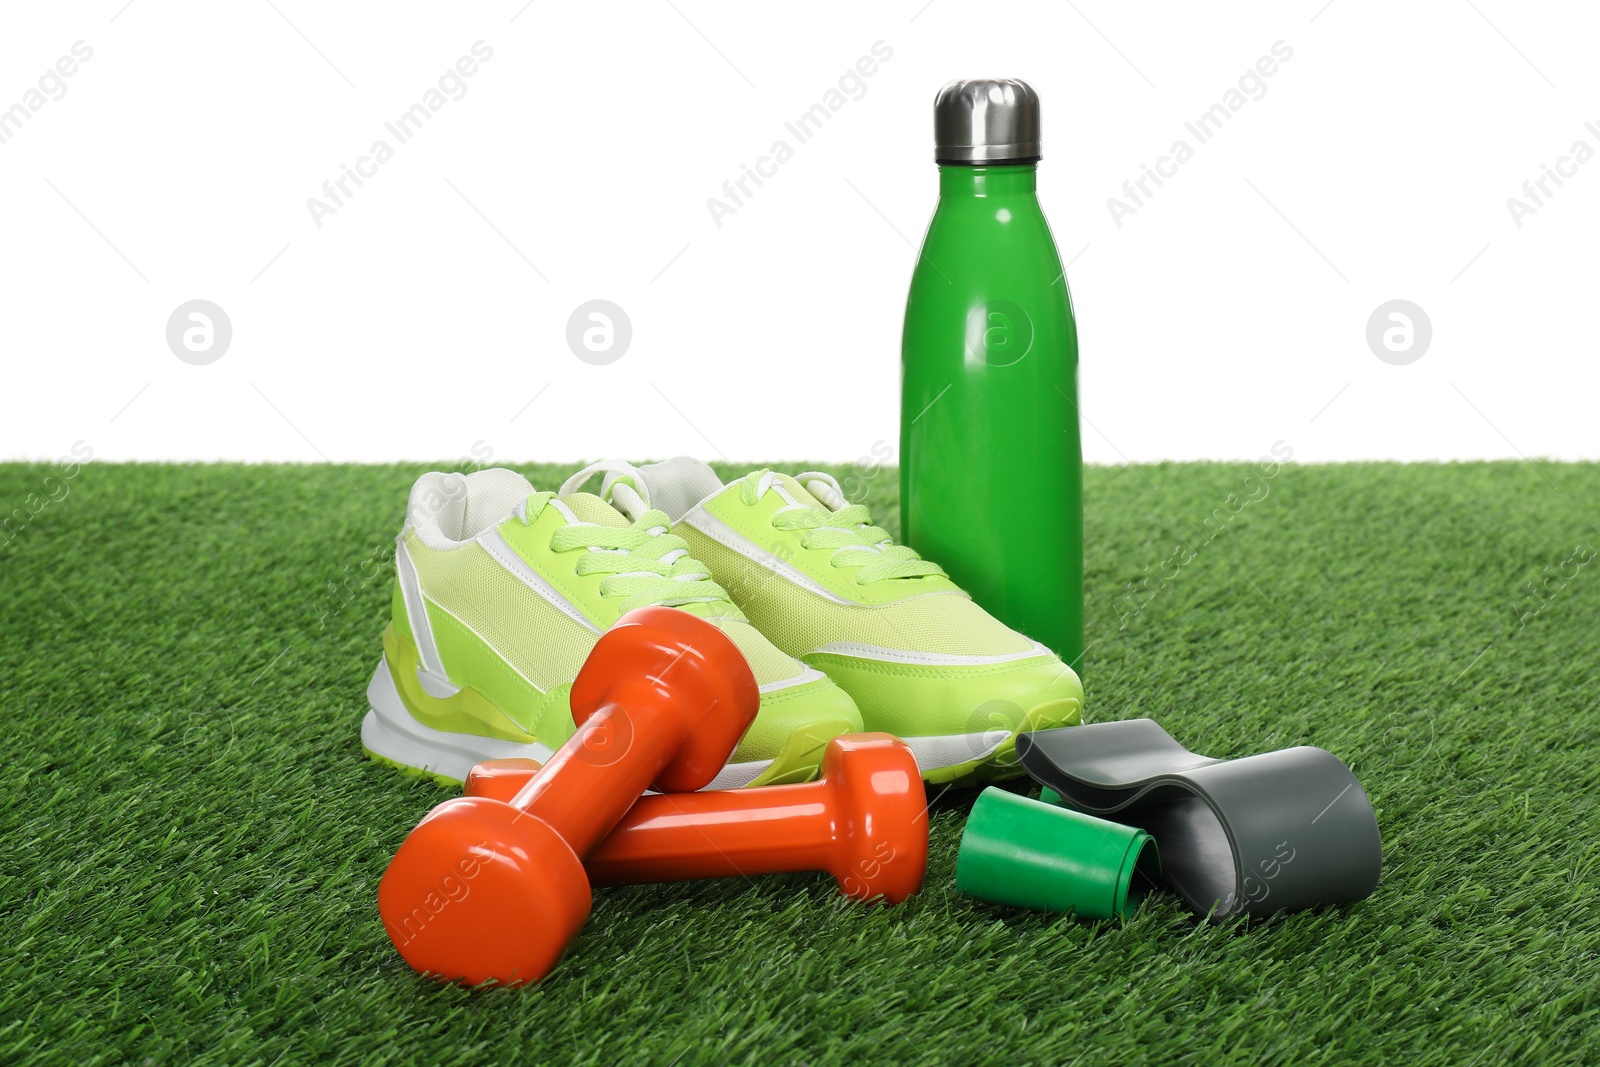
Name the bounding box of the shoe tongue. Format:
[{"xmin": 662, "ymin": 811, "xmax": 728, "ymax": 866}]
[
  {"xmin": 768, "ymin": 472, "xmax": 827, "ymax": 510},
  {"xmin": 556, "ymin": 492, "xmax": 630, "ymax": 528}
]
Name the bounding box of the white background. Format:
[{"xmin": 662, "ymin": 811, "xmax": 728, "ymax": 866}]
[{"xmin": 1, "ymin": 1, "xmax": 1596, "ymax": 468}]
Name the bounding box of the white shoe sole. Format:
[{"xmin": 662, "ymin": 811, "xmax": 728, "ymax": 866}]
[
  {"xmin": 899, "ymin": 697, "xmax": 1084, "ymax": 784},
  {"xmin": 362, "ymin": 658, "xmax": 772, "ymax": 790},
  {"xmin": 900, "ymin": 731, "xmax": 1009, "ymax": 773}
]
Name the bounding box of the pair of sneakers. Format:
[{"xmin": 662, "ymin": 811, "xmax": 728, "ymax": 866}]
[{"xmin": 361, "ymin": 457, "xmax": 1083, "ymax": 790}]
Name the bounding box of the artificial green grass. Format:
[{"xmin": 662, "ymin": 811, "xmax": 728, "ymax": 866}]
[{"xmin": 1, "ymin": 459, "xmax": 1597, "ymax": 1065}]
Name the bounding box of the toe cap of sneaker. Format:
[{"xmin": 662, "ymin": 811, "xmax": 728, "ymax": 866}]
[
  {"xmin": 731, "ymin": 675, "xmax": 863, "ymax": 778},
  {"xmin": 803, "ymin": 649, "xmax": 1083, "ymax": 740}
]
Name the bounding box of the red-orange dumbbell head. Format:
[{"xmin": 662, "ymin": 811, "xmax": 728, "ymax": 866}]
[
  {"xmin": 379, "ymin": 795, "xmax": 589, "ymax": 987},
  {"xmin": 377, "ymin": 606, "xmax": 759, "ymax": 986},
  {"xmin": 567, "ymin": 607, "xmax": 758, "ymax": 794},
  {"xmin": 815, "ymin": 733, "xmax": 928, "ymax": 904},
  {"xmin": 464, "ymin": 759, "xmax": 544, "ymax": 803}
]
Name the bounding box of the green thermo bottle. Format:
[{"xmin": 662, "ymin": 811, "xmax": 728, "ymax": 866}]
[{"xmin": 901, "ymin": 79, "xmax": 1084, "ymax": 672}]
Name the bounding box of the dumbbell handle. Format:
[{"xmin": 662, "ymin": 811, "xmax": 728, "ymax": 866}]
[
  {"xmin": 586, "ymin": 785, "xmax": 842, "ymax": 886},
  {"xmin": 506, "ymin": 701, "xmax": 657, "ymax": 861},
  {"xmin": 474, "ymin": 758, "xmax": 840, "ymax": 881},
  {"xmin": 468, "ymin": 733, "xmax": 927, "ymax": 903}
]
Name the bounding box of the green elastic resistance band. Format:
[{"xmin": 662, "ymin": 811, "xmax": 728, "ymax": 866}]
[{"xmin": 955, "ymin": 788, "xmax": 1161, "ymax": 921}]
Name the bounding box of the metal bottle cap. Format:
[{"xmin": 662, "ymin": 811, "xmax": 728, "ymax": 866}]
[{"xmin": 933, "ymin": 78, "xmax": 1041, "ymax": 165}]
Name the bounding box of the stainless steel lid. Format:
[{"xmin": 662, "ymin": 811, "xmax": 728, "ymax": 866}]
[{"xmin": 934, "ymin": 78, "xmax": 1041, "ymax": 164}]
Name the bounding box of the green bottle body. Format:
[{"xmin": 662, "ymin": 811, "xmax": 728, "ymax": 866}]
[{"xmin": 900, "ymin": 164, "xmax": 1084, "ymax": 671}]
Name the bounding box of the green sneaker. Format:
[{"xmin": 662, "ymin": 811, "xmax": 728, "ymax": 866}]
[
  {"xmin": 361, "ymin": 463, "xmax": 861, "ymax": 788},
  {"xmin": 611, "ymin": 458, "xmax": 1084, "ymax": 785}
]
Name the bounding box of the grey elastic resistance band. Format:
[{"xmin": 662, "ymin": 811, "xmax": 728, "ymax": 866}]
[{"xmin": 1017, "ymin": 719, "xmax": 1382, "ymax": 920}]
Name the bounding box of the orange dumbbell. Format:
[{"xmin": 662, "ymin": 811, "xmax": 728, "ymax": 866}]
[
  {"xmin": 376, "ymin": 606, "xmax": 759, "ymax": 986},
  {"xmin": 465, "ymin": 733, "xmax": 928, "ymax": 904}
]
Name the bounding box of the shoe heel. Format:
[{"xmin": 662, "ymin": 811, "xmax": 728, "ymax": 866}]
[{"xmin": 361, "ymin": 657, "xmax": 556, "ymax": 785}]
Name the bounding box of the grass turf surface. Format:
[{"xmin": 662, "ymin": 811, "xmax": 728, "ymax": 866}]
[{"xmin": 1, "ymin": 459, "xmax": 1597, "ymax": 1065}]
